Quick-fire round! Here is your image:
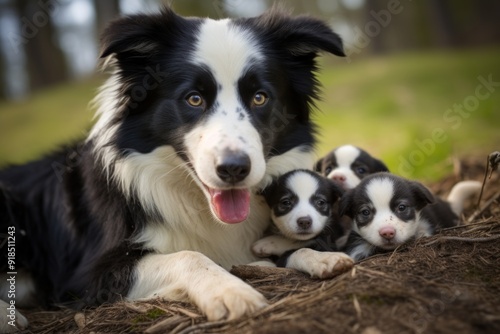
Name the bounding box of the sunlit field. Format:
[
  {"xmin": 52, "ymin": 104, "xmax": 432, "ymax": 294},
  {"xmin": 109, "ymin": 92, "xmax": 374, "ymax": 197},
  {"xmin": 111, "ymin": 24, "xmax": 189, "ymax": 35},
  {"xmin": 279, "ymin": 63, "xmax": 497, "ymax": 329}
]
[{"xmin": 315, "ymin": 47, "xmax": 500, "ymax": 180}]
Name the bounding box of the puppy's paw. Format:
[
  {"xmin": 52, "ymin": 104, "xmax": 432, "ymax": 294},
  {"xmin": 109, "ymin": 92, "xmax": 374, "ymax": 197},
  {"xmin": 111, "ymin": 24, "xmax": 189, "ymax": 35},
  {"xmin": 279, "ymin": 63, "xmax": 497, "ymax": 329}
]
[
  {"xmin": 252, "ymin": 236, "xmax": 280, "ymax": 257},
  {"xmin": 0, "ymin": 300, "xmax": 28, "ymax": 333},
  {"xmin": 252, "ymin": 235, "xmax": 307, "ymax": 257},
  {"xmin": 197, "ymin": 279, "xmax": 268, "ymax": 321},
  {"xmin": 287, "ymin": 248, "xmax": 354, "ymax": 279}
]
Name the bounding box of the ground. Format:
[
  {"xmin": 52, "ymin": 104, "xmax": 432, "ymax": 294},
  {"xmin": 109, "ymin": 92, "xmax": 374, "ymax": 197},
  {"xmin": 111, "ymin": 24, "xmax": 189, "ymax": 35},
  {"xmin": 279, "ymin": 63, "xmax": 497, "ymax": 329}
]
[{"xmin": 17, "ymin": 154, "xmax": 500, "ymax": 334}]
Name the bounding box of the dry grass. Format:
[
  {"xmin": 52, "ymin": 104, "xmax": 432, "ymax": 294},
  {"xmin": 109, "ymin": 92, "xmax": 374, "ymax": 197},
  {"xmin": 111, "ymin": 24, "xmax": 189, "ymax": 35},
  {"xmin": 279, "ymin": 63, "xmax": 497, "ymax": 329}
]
[{"xmin": 20, "ymin": 156, "xmax": 500, "ymax": 334}]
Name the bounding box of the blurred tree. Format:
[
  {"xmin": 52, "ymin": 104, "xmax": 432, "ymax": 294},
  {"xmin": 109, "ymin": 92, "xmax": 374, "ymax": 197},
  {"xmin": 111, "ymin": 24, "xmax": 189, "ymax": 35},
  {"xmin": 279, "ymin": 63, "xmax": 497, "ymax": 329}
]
[
  {"xmin": 94, "ymin": 0, "xmax": 120, "ymax": 37},
  {"xmin": 427, "ymin": 0, "xmax": 458, "ymax": 47},
  {"xmin": 0, "ymin": 48, "xmax": 5, "ymax": 100},
  {"xmin": 12, "ymin": 0, "xmax": 69, "ymax": 92},
  {"xmin": 171, "ymin": 0, "xmax": 227, "ymax": 18}
]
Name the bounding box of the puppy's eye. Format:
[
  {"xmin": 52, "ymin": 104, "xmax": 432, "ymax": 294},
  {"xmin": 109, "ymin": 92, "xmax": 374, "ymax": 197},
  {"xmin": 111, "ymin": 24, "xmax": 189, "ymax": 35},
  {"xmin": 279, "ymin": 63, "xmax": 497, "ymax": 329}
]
[
  {"xmin": 186, "ymin": 93, "xmax": 204, "ymax": 107},
  {"xmin": 397, "ymin": 204, "xmax": 407, "ymax": 212},
  {"xmin": 325, "ymin": 167, "xmax": 333, "ymax": 175},
  {"xmin": 316, "ymin": 199, "xmax": 326, "ymax": 207},
  {"xmin": 252, "ymin": 92, "xmax": 268, "ymax": 107},
  {"xmin": 357, "ymin": 167, "xmax": 366, "ymax": 174},
  {"xmin": 280, "ymin": 199, "xmax": 291, "ymax": 207},
  {"xmin": 360, "ymin": 209, "xmax": 371, "ymax": 216}
]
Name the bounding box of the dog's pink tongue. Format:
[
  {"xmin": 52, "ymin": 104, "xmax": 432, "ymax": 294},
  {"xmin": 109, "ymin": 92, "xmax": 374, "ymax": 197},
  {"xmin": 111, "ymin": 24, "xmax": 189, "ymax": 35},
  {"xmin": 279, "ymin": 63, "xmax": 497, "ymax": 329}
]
[{"xmin": 209, "ymin": 188, "xmax": 250, "ymax": 224}]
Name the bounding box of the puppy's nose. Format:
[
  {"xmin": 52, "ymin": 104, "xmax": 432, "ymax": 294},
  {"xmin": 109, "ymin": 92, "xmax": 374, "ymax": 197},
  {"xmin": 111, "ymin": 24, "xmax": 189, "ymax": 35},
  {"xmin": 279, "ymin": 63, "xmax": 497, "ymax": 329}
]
[
  {"xmin": 216, "ymin": 152, "xmax": 251, "ymax": 183},
  {"xmin": 297, "ymin": 216, "xmax": 312, "ymax": 230},
  {"xmin": 379, "ymin": 226, "xmax": 395, "ymax": 240},
  {"xmin": 331, "ymin": 174, "xmax": 346, "ymax": 182}
]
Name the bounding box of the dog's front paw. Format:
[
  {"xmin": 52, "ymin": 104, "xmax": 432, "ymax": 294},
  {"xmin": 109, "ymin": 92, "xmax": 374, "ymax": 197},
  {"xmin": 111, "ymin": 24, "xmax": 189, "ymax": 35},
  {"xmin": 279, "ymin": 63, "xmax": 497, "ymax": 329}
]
[
  {"xmin": 197, "ymin": 279, "xmax": 268, "ymax": 321},
  {"xmin": 287, "ymin": 248, "xmax": 354, "ymax": 279}
]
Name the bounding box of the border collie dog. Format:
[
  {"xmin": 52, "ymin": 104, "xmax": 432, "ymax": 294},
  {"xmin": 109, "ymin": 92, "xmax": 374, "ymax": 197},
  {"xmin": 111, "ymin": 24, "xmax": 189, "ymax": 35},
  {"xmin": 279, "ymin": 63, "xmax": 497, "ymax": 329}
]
[
  {"xmin": 252, "ymin": 169, "xmax": 353, "ymax": 278},
  {"xmin": 339, "ymin": 173, "xmax": 481, "ymax": 261},
  {"xmin": 315, "ymin": 145, "xmax": 389, "ymax": 190},
  {"xmin": 0, "ymin": 7, "xmax": 346, "ymax": 330}
]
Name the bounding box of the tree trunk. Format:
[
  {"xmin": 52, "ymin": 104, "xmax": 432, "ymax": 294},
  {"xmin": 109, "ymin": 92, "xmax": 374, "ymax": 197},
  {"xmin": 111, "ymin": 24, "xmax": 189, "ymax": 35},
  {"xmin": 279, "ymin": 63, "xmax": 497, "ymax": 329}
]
[
  {"xmin": 93, "ymin": 0, "xmax": 121, "ymax": 38},
  {"xmin": 13, "ymin": 0, "xmax": 69, "ymax": 92}
]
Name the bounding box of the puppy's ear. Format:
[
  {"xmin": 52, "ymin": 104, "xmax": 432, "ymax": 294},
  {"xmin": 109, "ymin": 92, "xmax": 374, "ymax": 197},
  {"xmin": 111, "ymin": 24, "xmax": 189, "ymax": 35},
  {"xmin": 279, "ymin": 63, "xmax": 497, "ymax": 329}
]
[
  {"xmin": 314, "ymin": 157, "xmax": 324, "ymax": 173},
  {"xmin": 338, "ymin": 190, "xmax": 354, "ymax": 218},
  {"xmin": 259, "ymin": 179, "xmax": 278, "ymax": 207},
  {"xmin": 372, "ymin": 158, "xmax": 390, "ymax": 173},
  {"xmin": 254, "ymin": 7, "xmax": 345, "ymax": 57},
  {"xmin": 328, "ymin": 179, "xmax": 345, "ymax": 203},
  {"xmin": 411, "ymin": 181, "xmax": 435, "ymax": 210}
]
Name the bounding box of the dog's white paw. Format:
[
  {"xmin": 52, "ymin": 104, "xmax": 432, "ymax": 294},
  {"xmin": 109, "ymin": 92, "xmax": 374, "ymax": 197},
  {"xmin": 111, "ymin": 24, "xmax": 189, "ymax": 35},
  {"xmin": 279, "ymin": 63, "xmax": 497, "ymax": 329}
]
[
  {"xmin": 197, "ymin": 279, "xmax": 268, "ymax": 321},
  {"xmin": 0, "ymin": 300, "xmax": 28, "ymax": 333},
  {"xmin": 287, "ymin": 248, "xmax": 354, "ymax": 279}
]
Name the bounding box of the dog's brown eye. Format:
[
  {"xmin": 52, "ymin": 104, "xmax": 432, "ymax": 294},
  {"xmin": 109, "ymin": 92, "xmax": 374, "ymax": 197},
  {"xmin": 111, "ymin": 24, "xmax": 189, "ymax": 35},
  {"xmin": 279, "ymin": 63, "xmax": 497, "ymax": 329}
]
[
  {"xmin": 187, "ymin": 94, "xmax": 203, "ymax": 107},
  {"xmin": 398, "ymin": 204, "xmax": 407, "ymax": 212},
  {"xmin": 252, "ymin": 92, "xmax": 268, "ymax": 106}
]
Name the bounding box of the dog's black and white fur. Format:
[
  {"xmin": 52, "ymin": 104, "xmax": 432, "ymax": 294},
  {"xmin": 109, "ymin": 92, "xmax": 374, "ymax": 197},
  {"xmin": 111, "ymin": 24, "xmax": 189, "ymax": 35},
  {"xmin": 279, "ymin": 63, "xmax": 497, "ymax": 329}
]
[
  {"xmin": 315, "ymin": 145, "xmax": 389, "ymax": 190},
  {"xmin": 0, "ymin": 7, "xmax": 346, "ymax": 331},
  {"xmin": 339, "ymin": 173, "xmax": 481, "ymax": 261},
  {"xmin": 252, "ymin": 169, "xmax": 353, "ymax": 278}
]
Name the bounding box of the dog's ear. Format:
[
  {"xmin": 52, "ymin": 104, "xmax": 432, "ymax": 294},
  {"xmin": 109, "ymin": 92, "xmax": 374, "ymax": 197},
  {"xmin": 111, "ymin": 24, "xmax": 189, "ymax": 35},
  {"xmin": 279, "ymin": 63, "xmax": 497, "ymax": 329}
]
[
  {"xmin": 338, "ymin": 190, "xmax": 354, "ymax": 218},
  {"xmin": 100, "ymin": 7, "xmax": 187, "ymax": 59},
  {"xmin": 254, "ymin": 7, "xmax": 345, "ymax": 57},
  {"xmin": 314, "ymin": 157, "xmax": 324, "ymax": 173},
  {"xmin": 411, "ymin": 181, "xmax": 435, "ymax": 210}
]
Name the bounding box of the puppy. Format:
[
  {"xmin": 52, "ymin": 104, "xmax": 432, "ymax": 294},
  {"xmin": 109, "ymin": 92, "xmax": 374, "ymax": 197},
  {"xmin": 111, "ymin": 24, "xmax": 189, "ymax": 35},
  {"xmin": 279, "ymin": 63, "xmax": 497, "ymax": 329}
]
[
  {"xmin": 315, "ymin": 145, "xmax": 389, "ymax": 245},
  {"xmin": 339, "ymin": 173, "xmax": 481, "ymax": 261},
  {"xmin": 252, "ymin": 169, "xmax": 353, "ymax": 278},
  {"xmin": 315, "ymin": 145, "xmax": 389, "ymax": 190}
]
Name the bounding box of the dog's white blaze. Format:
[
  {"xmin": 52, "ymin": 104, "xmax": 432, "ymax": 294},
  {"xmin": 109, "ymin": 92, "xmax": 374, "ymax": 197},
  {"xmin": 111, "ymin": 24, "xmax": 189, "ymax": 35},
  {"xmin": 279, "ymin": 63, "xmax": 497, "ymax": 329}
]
[
  {"xmin": 185, "ymin": 18, "xmax": 266, "ymax": 190},
  {"xmin": 271, "ymin": 172, "xmax": 328, "ymax": 240},
  {"xmin": 327, "ymin": 145, "xmax": 361, "ymax": 189},
  {"xmin": 192, "ymin": 19, "xmax": 262, "ymax": 87}
]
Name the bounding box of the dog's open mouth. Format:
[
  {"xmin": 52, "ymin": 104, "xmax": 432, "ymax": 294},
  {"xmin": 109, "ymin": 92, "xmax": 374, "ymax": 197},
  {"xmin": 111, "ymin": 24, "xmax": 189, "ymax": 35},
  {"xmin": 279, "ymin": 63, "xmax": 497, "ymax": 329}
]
[{"xmin": 207, "ymin": 188, "xmax": 251, "ymax": 224}]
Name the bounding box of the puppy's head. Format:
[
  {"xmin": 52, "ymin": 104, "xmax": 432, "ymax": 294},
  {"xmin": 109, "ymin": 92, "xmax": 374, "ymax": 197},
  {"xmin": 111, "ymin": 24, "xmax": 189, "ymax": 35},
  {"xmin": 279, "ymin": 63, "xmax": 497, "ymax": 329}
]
[
  {"xmin": 94, "ymin": 7, "xmax": 345, "ymax": 224},
  {"xmin": 262, "ymin": 169, "xmax": 343, "ymax": 240},
  {"xmin": 315, "ymin": 145, "xmax": 388, "ymax": 190},
  {"xmin": 339, "ymin": 173, "xmax": 433, "ymax": 249}
]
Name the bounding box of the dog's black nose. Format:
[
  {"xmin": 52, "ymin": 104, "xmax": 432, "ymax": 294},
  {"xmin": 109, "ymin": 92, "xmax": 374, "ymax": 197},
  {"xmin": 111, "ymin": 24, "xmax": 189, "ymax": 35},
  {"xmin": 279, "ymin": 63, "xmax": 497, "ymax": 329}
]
[
  {"xmin": 297, "ymin": 216, "xmax": 312, "ymax": 230},
  {"xmin": 216, "ymin": 152, "xmax": 251, "ymax": 183}
]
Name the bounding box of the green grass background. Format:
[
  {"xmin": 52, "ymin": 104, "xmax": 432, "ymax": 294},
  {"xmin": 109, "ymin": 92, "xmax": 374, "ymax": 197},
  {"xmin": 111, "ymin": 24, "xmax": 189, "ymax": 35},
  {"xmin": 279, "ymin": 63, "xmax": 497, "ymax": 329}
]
[{"xmin": 0, "ymin": 48, "xmax": 499, "ymax": 181}]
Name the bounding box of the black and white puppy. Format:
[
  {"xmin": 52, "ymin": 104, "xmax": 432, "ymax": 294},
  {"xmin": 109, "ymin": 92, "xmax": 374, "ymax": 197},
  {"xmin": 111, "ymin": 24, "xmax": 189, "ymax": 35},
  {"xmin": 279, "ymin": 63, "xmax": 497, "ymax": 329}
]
[
  {"xmin": 315, "ymin": 145, "xmax": 389, "ymax": 190},
  {"xmin": 339, "ymin": 173, "xmax": 481, "ymax": 261},
  {"xmin": 315, "ymin": 145, "xmax": 389, "ymax": 245},
  {"xmin": 252, "ymin": 169, "xmax": 353, "ymax": 278}
]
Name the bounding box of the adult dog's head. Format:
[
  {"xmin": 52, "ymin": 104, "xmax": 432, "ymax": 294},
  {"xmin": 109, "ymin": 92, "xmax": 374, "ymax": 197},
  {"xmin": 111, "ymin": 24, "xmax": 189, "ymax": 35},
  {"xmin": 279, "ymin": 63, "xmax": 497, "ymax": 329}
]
[{"xmin": 89, "ymin": 7, "xmax": 344, "ymax": 225}]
